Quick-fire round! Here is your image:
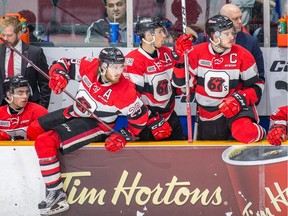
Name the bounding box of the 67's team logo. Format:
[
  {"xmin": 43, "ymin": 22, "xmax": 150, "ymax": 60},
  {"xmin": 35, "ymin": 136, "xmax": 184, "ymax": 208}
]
[
  {"xmin": 204, "ymin": 71, "xmax": 229, "ymax": 97},
  {"xmin": 76, "ymin": 96, "xmax": 92, "ymax": 114}
]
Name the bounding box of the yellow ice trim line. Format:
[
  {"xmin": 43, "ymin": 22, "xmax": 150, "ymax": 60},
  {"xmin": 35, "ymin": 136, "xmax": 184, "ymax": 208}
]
[{"xmin": 0, "ymin": 140, "xmax": 286, "ymax": 147}]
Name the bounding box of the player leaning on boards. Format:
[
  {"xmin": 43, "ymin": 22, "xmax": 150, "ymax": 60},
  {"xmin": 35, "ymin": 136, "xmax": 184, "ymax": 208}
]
[
  {"xmin": 27, "ymin": 47, "xmax": 171, "ymax": 215},
  {"xmin": 173, "ymin": 15, "xmax": 266, "ymax": 143},
  {"xmin": 124, "ymin": 16, "xmax": 187, "ymax": 141}
]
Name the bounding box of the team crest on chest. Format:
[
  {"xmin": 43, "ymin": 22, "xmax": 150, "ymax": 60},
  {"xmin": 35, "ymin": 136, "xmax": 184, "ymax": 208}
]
[{"xmin": 204, "ymin": 70, "xmax": 229, "ymax": 97}]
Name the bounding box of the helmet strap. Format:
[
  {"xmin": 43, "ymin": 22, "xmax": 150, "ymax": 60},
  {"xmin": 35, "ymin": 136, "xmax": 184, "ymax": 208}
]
[
  {"xmin": 99, "ymin": 63, "xmax": 109, "ymax": 84},
  {"xmin": 5, "ymin": 94, "xmax": 14, "ymax": 105},
  {"xmin": 141, "ymin": 35, "xmax": 156, "ymax": 51},
  {"xmin": 210, "ymin": 36, "xmax": 226, "ymax": 53}
]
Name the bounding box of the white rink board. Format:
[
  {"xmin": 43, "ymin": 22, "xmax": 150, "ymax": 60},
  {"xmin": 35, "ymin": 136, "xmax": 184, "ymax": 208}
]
[{"xmin": 0, "ymin": 146, "xmax": 44, "ymax": 216}]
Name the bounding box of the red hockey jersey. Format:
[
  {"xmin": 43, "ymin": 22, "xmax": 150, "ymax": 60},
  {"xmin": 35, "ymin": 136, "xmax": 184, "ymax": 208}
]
[
  {"xmin": 53, "ymin": 57, "xmax": 149, "ymax": 135},
  {"xmin": 173, "ymin": 42, "xmax": 264, "ymax": 120},
  {"xmin": 124, "ymin": 46, "xmax": 178, "ymax": 120},
  {"xmin": 0, "ymin": 102, "xmax": 48, "ymax": 140}
]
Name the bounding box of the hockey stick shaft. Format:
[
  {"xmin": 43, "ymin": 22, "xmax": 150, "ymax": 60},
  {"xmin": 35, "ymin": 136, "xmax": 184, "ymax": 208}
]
[
  {"xmin": 0, "ymin": 37, "xmax": 128, "ymax": 138},
  {"xmin": 181, "ymin": 0, "xmax": 193, "ymax": 142}
]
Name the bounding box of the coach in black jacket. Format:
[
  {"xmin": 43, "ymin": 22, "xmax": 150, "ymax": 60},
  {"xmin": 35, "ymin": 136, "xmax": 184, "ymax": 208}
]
[{"xmin": 0, "ymin": 16, "xmax": 51, "ymax": 108}]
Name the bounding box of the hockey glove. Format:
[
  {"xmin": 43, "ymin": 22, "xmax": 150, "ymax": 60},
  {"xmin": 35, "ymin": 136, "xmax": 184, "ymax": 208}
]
[
  {"xmin": 105, "ymin": 133, "xmax": 127, "ymax": 152},
  {"xmin": 49, "ymin": 69, "xmax": 70, "ymax": 94},
  {"xmin": 218, "ymin": 92, "xmax": 247, "ymax": 118},
  {"xmin": 174, "ymin": 34, "xmax": 193, "ymax": 57},
  {"xmin": 119, "ymin": 127, "xmax": 135, "ymax": 141},
  {"xmin": 147, "ymin": 114, "xmax": 172, "ymax": 140},
  {"xmin": 0, "ymin": 131, "xmax": 11, "ymax": 141},
  {"xmin": 267, "ymin": 125, "xmax": 287, "ymax": 146}
]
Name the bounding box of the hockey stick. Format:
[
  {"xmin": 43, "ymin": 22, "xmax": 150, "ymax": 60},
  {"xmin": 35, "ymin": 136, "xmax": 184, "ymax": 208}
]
[
  {"xmin": 191, "ymin": 0, "xmax": 211, "ymax": 141},
  {"xmin": 181, "ymin": 0, "xmax": 193, "ymax": 142},
  {"xmin": 0, "ymin": 37, "xmax": 137, "ymax": 141}
]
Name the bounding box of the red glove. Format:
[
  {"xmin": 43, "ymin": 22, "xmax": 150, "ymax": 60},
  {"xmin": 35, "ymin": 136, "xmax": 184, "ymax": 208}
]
[
  {"xmin": 218, "ymin": 92, "xmax": 247, "ymax": 118},
  {"xmin": 0, "ymin": 131, "xmax": 11, "ymax": 140},
  {"xmin": 267, "ymin": 125, "xmax": 287, "ymax": 146},
  {"xmin": 148, "ymin": 114, "xmax": 172, "ymax": 140},
  {"xmin": 49, "ymin": 69, "xmax": 70, "ymax": 94},
  {"xmin": 105, "ymin": 133, "xmax": 127, "ymax": 152},
  {"xmin": 174, "ymin": 34, "xmax": 193, "ymax": 57}
]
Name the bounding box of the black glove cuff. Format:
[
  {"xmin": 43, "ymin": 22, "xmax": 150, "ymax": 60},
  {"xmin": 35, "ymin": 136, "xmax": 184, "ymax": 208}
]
[
  {"xmin": 175, "ymin": 63, "xmax": 185, "ymax": 68},
  {"xmin": 232, "ymin": 92, "xmax": 247, "ymax": 107},
  {"xmin": 171, "ymin": 48, "xmax": 180, "ymax": 60},
  {"xmin": 55, "ymin": 69, "xmax": 70, "ymax": 81},
  {"xmin": 119, "ymin": 127, "xmax": 133, "ymax": 141}
]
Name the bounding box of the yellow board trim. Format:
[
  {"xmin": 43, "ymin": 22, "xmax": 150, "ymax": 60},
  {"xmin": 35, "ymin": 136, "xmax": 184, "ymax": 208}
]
[{"xmin": 0, "ymin": 140, "xmax": 287, "ymax": 147}]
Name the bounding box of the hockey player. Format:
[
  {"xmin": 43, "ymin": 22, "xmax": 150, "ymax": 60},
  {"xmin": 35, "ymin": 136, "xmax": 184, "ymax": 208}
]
[
  {"xmin": 173, "ymin": 15, "xmax": 266, "ymax": 143},
  {"xmin": 0, "ymin": 75, "xmax": 48, "ymax": 140},
  {"xmin": 267, "ymin": 106, "xmax": 287, "ymax": 146},
  {"xmin": 124, "ymin": 16, "xmax": 186, "ymax": 141},
  {"xmin": 28, "ymin": 47, "xmax": 170, "ymax": 215}
]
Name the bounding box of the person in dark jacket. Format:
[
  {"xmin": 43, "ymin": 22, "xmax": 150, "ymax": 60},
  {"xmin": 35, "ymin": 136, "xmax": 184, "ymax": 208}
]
[{"xmin": 0, "ymin": 16, "xmax": 51, "ymax": 108}]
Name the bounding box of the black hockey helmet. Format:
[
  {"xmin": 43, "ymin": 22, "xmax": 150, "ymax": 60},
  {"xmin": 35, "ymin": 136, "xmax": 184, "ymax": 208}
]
[
  {"xmin": 135, "ymin": 16, "xmax": 163, "ymax": 38},
  {"xmin": 99, "ymin": 47, "xmax": 125, "ymax": 66},
  {"xmin": 205, "ymin": 15, "xmax": 234, "ymax": 38},
  {"xmin": 3, "ymin": 75, "xmax": 31, "ymax": 94}
]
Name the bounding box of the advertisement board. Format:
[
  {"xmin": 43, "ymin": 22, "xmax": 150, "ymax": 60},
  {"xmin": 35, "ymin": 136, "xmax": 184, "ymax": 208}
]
[{"xmin": 0, "ymin": 141, "xmax": 287, "ymax": 215}]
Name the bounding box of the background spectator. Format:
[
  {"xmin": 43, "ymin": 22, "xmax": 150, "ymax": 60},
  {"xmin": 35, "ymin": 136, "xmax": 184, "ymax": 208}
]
[
  {"xmin": 85, "ymin": 0, "xmax": 127, "ymax": 43},
  {"xmin": 0, "ymin": 16, "xmax": 51, "ymax": 108}
]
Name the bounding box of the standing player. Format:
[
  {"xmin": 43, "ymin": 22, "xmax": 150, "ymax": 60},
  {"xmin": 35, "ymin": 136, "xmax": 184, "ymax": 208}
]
[
  {"xmin": 28, "ymin": 47, "xmax": 170, "ymax": 215},
  {"xmin": 0, "ymin": 75, "xmax": 48, "ymax": 140},
  {"xmin": 173, "ymin": 15, "xmax": 266, "ymax": 143},
  {"xmin": 124, "ymin": 16, "xmax": 187, "ymax": 141},
  {"xmin": 267, "ymin": 106, "xmax": 287, "ymax": 146}
]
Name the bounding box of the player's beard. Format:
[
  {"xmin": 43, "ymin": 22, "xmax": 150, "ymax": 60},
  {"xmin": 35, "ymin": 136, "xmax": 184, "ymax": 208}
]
[{"xmin": 107, "ymin": 76, "xmax": 121, "ymax": 84}]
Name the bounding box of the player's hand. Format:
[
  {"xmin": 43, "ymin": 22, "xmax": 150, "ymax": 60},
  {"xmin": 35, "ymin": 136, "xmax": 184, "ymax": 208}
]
[
  {"xmin": 148, "ymin": 114, "xmax": 172, "ymax": 140},
  {"xmin": 49, "ymin": 69, "xmax": 70, "ymax": 94},
  {"xmin": 174, "ymin": 34, "xmax": 193, "ymax": 57},
  {"xmin": 0, "ymin": 131, "xmax": 11, "ymax": 140},
  {"xmin": 105, "ymin": 133, "xmax": 127, "ymax": 152},
  {"xmin": 267, "ymin": 125, "xmax": 287, "ymax": 146},
  {"xmin": 218, "ymin": 92, "xmax": 247, "ymax": 118}
]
